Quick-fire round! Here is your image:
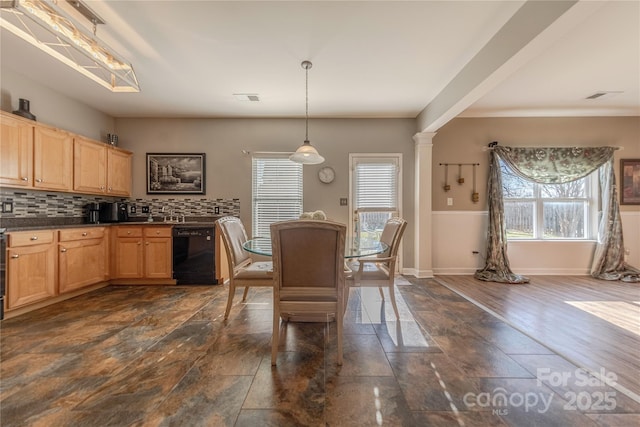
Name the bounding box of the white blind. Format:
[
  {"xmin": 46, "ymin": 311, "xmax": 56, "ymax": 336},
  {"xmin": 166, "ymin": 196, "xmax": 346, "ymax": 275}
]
[
  {"xmin": 354, "ymin": 158, "xmax": 398, "ymax": 211},
  {"xmin": 252, "ymin": 154, "xmax": 303, "ymax": 238}
]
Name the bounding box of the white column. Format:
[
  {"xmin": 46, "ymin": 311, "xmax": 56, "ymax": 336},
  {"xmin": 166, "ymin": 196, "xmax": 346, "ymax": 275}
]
[{"xmin": 413, "ymin": 132, "xmax": 435, "ymax": 278}]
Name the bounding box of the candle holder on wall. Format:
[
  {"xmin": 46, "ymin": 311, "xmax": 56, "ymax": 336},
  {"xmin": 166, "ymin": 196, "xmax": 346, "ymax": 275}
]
[{"xmin": 439, "ymin": 163, "xmax": 480, "ymax": 200}]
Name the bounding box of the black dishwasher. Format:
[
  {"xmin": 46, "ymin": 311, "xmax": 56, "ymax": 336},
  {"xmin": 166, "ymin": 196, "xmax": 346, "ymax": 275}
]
[{"xmin": 172, "ymin": 226, "xmax": 219, "ymax": 285}]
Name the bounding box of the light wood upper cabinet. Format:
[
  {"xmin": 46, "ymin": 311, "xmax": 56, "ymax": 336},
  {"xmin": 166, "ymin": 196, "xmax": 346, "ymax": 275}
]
[
  {"xmin": 107, "ymin": 147, "xmax": 132, "ymax": 196},
  {"xmin": 2, "ymin": 111, "xmax": 132, "ymax": 197},
  {"xmin": 73, "ymin": 137, "xmax": 132, "ymax": 197},
  {"xmin": 33, "ymin": 123, "xmax": 73, "ymax": 192},
  {"xmin": 0, "ymin": 112, "xmax": 33, "ymax": 187},
  {"xmin": 73, "ymin": 137, "xmax": 107, "ymax": 194}
]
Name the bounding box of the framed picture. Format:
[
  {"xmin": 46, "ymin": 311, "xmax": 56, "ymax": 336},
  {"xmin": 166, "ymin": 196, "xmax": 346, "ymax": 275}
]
[
  {"xmin": 147, "ymin": 153, "xmax": 205, "ymax": 194},
  {"xmin": 621, "ymin": 158, "xmax": 640, "ymax": 205}
]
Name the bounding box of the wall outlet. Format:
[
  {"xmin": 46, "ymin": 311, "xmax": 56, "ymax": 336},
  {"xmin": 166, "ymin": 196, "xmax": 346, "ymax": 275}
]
[
  {"xmin": 130, "ymin": 205, "xmax": 137, "ymax": 214},
  {"xmin": 340, "ymin": 198, "xmax": 348, "ymax": 206},
  {"xmin": 447, "ymin": 198, "xmax": 453, "ymax": 206},
  {"xmin": 214, "ymin": 206, "xmax": 220, "ymax": 214},
  {"xmin": 141, "ymin": 206, "xmax": 150, "ymax": 213},
  {"xmin": 1, "ymin": 201, "xmax": 13, "ymax": 213}
]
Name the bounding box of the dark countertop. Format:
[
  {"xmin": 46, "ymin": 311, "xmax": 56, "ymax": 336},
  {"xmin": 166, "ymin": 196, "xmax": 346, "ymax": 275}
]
[{"xmin": 0, "ymin": 216, "xmax": 224, "ymax": 232}]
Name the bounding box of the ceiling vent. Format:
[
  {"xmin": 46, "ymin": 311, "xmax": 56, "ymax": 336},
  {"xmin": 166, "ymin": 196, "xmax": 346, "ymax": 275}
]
[
  {"xmin": 585, "ymin": 91, "xmax": 623, "ymax": 100},
  {"xmin": 233, "ymin": 93, "xmax": 260, "ymax": 102}
]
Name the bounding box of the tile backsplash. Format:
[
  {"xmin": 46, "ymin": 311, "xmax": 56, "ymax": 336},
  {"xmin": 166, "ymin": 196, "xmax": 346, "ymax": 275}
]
[{"xmin": 0, "ymin": 188, "xmax": 239, "ymax": 221}]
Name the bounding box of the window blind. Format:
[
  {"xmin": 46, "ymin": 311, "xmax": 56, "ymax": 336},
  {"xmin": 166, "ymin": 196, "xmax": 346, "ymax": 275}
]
[
  {"xmin": 252, "ymin": 154, "xmax": 303, "ymax": 238},
  {"xmin": 354, "ymin": 158, "xmax": 398, "ymax": 211}
]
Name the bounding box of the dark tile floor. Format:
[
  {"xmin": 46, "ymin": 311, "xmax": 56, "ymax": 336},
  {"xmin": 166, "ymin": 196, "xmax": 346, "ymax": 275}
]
[{"xmin": 1, "ymin": 277, "xmax": 638, "ymax": 426}]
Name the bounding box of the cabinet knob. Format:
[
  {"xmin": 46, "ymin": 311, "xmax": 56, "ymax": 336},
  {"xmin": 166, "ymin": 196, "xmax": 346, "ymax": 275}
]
[
  {"xmin": 145, "ymin": 242, "xmax": 150, "ymax": 246},
  {"xmin": 36, "ymin": 178, "xmax": 42, "ymax": 182},
  {"xmin": 11, "ymin": 254, "xmax": 19, "ymax": 259},
  {"xmin": 100, "ymin": 186, "xmax": 105, "ymax": 190},
  {"xmin": 60, "ymin": 248, "xmax": 67, "ymax": 253},
  {"xmin": 21, "ymin": 177, "xmax": 28, "ymax": 181},
  {"xmin": 30, "ymin": 236, "xmax": 38, "ymax": 241},
  {"xmin": 82, "ymin": 232, "xmax": 88, "ymax": 236},
  {"xmin": 137, "ymin": 241, "xmax": 142, "ymax": 245},
  {"xmin": 127, "ymin": 231, "xmax": 131, "ymax": 235},
  {"xmin": 108, "ymin": 187, "xmax": 112, "ymax": 191}
]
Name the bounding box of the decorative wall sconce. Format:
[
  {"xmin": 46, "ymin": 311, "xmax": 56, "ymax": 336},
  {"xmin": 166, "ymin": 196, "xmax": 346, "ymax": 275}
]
[{"xmin": 439, "ymin": 162, "xmax": 480, "ymax": 202}]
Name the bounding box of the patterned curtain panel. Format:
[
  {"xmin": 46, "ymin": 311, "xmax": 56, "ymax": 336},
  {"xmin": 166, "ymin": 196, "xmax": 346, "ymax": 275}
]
[
  {"xmin": 591, "ymin": 159, "xmax": 640, "ymax": 282},
  {"xmin": 475, "ymin": 145, "xmax": 639, "ymax": 284},
  {"xmin": 474, "ymin": 150, "xmax": 529, "ymax": 284}
]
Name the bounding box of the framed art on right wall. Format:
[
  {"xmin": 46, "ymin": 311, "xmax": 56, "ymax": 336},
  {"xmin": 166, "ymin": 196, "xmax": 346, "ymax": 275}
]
[{"xmin": 621, "ymin": 158, "xmax": 640, "ymax": 205}]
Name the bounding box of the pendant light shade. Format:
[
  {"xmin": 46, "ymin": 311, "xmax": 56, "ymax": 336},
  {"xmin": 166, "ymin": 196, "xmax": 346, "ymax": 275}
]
[{"xmin": 290, "ymin": 60, "xmax": 325, "ymax": 165}]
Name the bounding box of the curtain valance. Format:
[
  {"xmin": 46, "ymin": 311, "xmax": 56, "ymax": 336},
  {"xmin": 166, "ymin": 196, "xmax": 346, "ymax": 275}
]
[{"xmin": 493, "ymin": 146, "xmax": 616, "ymax": 184}]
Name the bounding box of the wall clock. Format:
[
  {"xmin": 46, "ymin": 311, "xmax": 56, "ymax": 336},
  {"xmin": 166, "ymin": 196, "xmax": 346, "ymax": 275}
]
[{"xmin": 318, "ymin": 166, "xmax": 335, "ymax": 184}]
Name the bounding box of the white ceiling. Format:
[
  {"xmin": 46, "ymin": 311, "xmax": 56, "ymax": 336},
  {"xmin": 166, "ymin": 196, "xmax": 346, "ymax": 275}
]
[{"xmin": 1, "ymin": 0, "xmax": 638, "ymax": 129}]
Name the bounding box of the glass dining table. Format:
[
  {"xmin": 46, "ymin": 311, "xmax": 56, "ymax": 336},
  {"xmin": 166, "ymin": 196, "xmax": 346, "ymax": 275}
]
[
  {"xmin": 242, "ymin": 236, "xmax": 388, "ymax": 323},
  {"xmin": 242, "ymin": 236, "xmax": 388, "ymax": 258}
]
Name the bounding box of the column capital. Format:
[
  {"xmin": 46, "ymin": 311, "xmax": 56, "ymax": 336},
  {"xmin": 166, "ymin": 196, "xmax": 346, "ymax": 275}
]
[{"xmin": 413, "ymin": 132, "xmax": 436, "ymax": 146}]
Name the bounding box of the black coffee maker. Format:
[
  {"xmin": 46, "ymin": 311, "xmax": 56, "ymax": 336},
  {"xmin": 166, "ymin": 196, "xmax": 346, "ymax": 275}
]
[{"xmin": 86, "ymin": 203, "xmax": 100, "ymax": 224}]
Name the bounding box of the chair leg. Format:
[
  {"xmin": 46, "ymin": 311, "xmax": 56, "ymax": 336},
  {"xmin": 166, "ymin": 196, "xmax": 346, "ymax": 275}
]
[
  {"xmin": 387, "ymin": 284, "xmax": 400, "ymax": 320},
  {"xmin": 242, "ymin": 286, "xmax": 250, "ymax": 302},
  {"xmin": 378, "ymin": 287, "xmax": 385, "ymax": 300},
  {"xmin": 224, "ymin": 282, "xmax": 236, "ymax": 320},
  {"xmin": 271, "ymin": 303, "xmax": 280, "ymax": 366},
  {"xmin": 336, "ymin": 306, "xmax": 343, "ymax": 365}
]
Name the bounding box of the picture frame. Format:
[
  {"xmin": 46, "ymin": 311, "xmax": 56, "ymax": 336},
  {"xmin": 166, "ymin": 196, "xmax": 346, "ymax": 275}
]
[
  {"xmin": 147, "ymin": 153, "xmax": 205, "ymax": 195},
  {"xmin": 621, "ymin": 158, "xmax": 640, "ymax": 205}
]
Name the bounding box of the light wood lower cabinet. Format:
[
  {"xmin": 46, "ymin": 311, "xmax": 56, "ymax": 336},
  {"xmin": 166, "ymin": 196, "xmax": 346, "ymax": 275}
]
[
  {"xmin": 6, "ymin": 230, "xmax": 57, "ymax": 310},
  {"xmin": 58, "ymin": 227, "xmax": 108, "ymax": 293},
  {"xmin": 112, "ymin": 225, "xmax": 173, "ymax": 282}
]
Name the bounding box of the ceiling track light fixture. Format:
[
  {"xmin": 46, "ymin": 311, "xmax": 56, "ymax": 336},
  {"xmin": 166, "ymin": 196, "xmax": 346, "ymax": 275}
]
[
  {"xmin": 0, "ymin": 0, "xmax": 140, "ymax": 92},
  {"xmin": 289, "ymin": 60, "xmax": 325, "ymax": 165}
]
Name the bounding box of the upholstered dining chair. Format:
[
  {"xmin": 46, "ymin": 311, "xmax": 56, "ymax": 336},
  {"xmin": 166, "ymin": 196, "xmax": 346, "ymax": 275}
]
[
  {"xmin": 270, "ymin": 219, "xmax": 346, "ymax": 366},
  {"xmin": 216, "ymin": 216, "xmax": 273, "ymax": 320},
  {"xmin": 345, "ymin": 217, "xmax": 407, "ymax": 319}
]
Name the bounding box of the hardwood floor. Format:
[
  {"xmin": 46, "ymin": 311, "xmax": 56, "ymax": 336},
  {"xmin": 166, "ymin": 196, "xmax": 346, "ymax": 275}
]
[
  {"xmin": 1, "ymin": 276, "xmax": 639, "ymax": 426},
  {"xmin": 436, "ymin": 275, "xmax": 640, "ymax": 404}
]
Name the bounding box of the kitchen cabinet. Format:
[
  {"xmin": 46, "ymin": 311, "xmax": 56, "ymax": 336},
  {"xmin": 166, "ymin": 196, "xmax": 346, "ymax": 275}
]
[
  {"xmin": 112, "ymin": 225, "xmax": 173, "ymax": 281},
  {"xmin": 0, "ymin": 112, "xmax": 33, "ymax": 187},
  {"xmin": 73, "ymin": 137, "xmax": 132, "ymax": 197},
  {"xmin": 33, "ymin": 122, "xmax": 73, "ymax": 192},
  {"xmin": 58, "ymin": 227, "xmax": 108, "ymax": 293},
  {"xmin": 6, "ymin": 230, "xmax": 57, "ymax": 310}
]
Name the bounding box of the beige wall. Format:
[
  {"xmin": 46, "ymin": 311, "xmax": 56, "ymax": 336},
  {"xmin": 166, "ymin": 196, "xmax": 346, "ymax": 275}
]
[
  {"xmin": 0, "ymin": 67, "xmax": 115, "ymax": 141},
  {"xmin": 114, "ymin": 117, "xmax": 417, "ymax": 268},
  {"xmin": 433, "ymin": 116, "xmax": 640, "ymax": 211}
]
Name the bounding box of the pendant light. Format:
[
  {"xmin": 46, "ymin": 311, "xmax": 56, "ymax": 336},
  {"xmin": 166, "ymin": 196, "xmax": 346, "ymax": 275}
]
[{"xmin": 290, "ymin": 60, "xmax": 325, "ymax": 165}]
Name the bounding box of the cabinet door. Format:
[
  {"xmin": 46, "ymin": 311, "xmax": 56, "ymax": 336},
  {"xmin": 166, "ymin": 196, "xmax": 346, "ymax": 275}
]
[
  {"xmin": 6, "ymin": 244, "xmax": 57, "ymax": 309},
  {"xmin": 73, "ymin": 137, "xmax": 107, "ymax": 194},
  {"xmin": 144, "ymin": 237, "xmax": 172, "ymax": 279},
  {"xmin": 114, "ymin": 237, "xmax": 144, "ymax": 278},
  {"xmin": 33, "ymin": 125, "xmax": 73, "ymax": 191},
  {"xmin": 107, "ymin": 149, "xmax": 132, "ymax": 196},
  {"xmin": 59, "ymin": 238, "xmax": 107, "ymax": 293},
  {"xmin": 0, "ymin": 112, "xmax": 33, "ymax": 187}
]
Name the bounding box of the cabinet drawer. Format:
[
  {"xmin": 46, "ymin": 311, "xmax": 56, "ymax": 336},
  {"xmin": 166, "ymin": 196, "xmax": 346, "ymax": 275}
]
[
  {"xmin": 8, "ymin": 230, "xmax": 55, "ymax": 247},
  {"xmin": 59, "ymin": 227, "xmax": 105, "ymax": 242},
  {"xmin": 144, "ymin": 227, "xmax": 172, "ymax": 238},
  {"xmin": 116, "ymin": 227, "xmax": 143, "ymax": 237}
]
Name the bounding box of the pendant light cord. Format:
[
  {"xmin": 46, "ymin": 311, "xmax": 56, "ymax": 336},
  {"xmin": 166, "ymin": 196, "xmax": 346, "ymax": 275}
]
[{"xmin": 305, "ymin": 63, "xmax": 309, "ymax": 142}]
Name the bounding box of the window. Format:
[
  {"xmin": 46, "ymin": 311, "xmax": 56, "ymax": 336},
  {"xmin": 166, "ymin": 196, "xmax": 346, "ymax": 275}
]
[
  {"xmin": 252, "ymin": 154, "xmax": 302, "ymax": 238},
  {"xmin": 350, "ymin": 154, "xmax": 401, "ymax": 241},
  {"xmin": 500, "ymin": 160, "xmax": 598, "ymax": 240}
]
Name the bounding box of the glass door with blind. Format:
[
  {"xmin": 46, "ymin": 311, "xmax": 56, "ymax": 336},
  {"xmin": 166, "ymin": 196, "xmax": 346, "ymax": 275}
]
[{"xmin": 349, "ymin": 154, "xmax": 402, "ymax": 244}]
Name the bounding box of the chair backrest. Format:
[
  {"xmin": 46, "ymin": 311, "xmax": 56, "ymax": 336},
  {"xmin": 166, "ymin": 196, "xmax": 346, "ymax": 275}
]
[
  {"xmin": 216, "ymin": 216, "xmax": 252, "ymax": 270},
  {"xmin": 378, "ymin": 217, "xmax": 407, "ymax": 260},
  {"xmin": 270, "ymin": 220, "xmax": 346, "ymax": 299}
]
